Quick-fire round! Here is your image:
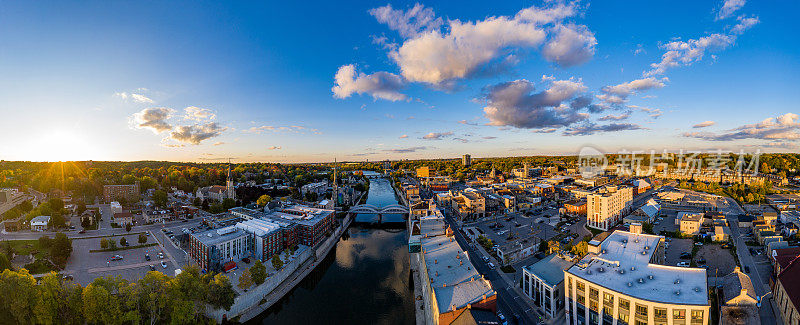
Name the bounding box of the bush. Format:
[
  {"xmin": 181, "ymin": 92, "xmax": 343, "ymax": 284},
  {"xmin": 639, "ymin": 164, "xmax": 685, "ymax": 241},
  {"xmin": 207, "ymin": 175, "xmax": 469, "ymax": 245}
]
[
  {"xmin": 138, "ymin": 233, "xmax": 147, "ymax": 244},
  {"xmin": 100, "ymin": 238, "xmax": 109, "ymax": 249},
  {"xmin": 38, "ymin": 236, "xmax": 52, "ymax": 248},
  {"xmin": 271, "ymin": 254, "xmax": 283, "ymax": 270},
  {"xmin": 125, "ymin": 224, "xmax": 132, "ymax": 232},
  {"xmin": 120, "ymin": 237, "xmax": 128, "ymax": 246}
]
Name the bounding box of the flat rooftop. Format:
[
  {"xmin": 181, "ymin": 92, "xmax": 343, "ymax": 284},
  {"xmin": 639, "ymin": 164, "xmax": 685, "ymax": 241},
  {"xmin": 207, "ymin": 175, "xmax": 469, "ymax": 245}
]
[
  {"xmin": 421, "ymin": 235, "xmax": 495, "ymax": 313},
  {"xmin": 264, "ymin": 205, "xmax": 334, "ymax": 227},
  {"xmin": 193, "ymin": 225, "xmax": 248, "ymax": 246},
  {"xmin": 567, "ymin": 230, "xmax": 708, "ymax": 306},
  {"xmin": 525, "ymin": 254, "xmax": 574, "ymax": 287}
]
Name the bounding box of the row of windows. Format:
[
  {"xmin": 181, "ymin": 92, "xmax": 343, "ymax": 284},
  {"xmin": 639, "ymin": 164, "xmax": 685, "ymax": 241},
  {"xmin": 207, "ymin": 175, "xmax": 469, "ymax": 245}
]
[{"xmin": 568, "ymin": 277, "xmax": 705, "ymax": 324}]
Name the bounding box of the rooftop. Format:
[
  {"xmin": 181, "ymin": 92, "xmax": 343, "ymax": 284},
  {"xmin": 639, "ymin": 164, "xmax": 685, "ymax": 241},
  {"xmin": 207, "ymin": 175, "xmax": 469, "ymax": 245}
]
[
  {"xmin": 264, "ymin": 204, "xmax": 334, "ymax": 227},
  {"xmin": 678, "ymin": 212, "xmax": 703, "ymax": 223},
  {"xmin": 567, "ymin": 230, "xmax": 708, "ymax": 306},
  {"xmin": 235, "ymin": 218, "xmax": 282, "ymax": 237},
  {"xmin": 30, "ymin": 215, "xmax": 50, "ymax": 225},
  {"xmin": 192, "ymin": 225, "xmax": 248, "ymax": 246},
  {"xmin": 722, "ymin": 267, "xmax": 756, "ymax": 304},
  {"xmin": 421, "ymin": 235, "xmax": 495, "ymax": 313},
  {"xmin": 524, "ymin": 254, "xmax": 574, "ymax": 287}
]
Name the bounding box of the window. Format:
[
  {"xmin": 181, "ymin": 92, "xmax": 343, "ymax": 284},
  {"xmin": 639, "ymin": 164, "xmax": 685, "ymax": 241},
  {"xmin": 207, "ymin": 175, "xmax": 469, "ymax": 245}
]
[
  {"xmin": 635, "ymin": 304, "xmax": 647, "ymax": 317},
  {"xmin": 690, "ymin": 310, "xmax": 704, "ymax": 324},
  {"xmin": 603, "ymin": 293, "xmax": 614, "ymax": 316},
  {"xmin": 673, "ymin": 309, "xmax": 686, "ymax": 325},
  {"xmin": 619, "ymin": 299, "xmax": 630, "ymax": 311},
  {"xmin": 577, "ymin": 281, "xmax": 585, "ymax": 292},
  {"xmin": 654, "ymin": 307, "xmax": 667, "ymax": 325},
  {"xmin": 590, "ymin": 288, "xmax": 599, "ymax": 300},
  {"xmin": 590, "ymin": 300, "xmax": 599, "ymax": 312}
]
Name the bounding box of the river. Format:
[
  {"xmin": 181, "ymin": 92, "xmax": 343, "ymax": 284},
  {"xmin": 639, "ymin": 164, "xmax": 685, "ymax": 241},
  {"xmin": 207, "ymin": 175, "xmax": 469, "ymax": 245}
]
[{"xmin": 250, "ymin": 172, "xmax": 415, "ymax": 324}]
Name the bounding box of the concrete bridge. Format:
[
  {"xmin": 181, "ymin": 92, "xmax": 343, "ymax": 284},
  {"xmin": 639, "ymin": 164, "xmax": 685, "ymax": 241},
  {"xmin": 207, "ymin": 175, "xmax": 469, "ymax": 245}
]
[{"xmin": 348, "ymin": 204, "xmax": 407, "ymax": 214}]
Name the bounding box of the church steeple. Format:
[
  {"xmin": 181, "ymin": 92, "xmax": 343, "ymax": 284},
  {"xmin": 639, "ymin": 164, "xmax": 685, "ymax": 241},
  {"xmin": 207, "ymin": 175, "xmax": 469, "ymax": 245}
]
[{"xmin": 226, "ymin": 159, "xmax": 236, "ymax": 200}]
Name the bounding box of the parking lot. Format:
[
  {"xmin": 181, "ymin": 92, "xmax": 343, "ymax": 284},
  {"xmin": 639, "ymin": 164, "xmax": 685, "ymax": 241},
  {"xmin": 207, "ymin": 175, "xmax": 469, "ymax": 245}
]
[
  {"xmin": 63, "ymin": 232, "xmax": 179, "ymax": 285},
  {"xmin": 694, "ymin": 243, "xmax": 736, "ymax": 276},
  {"xmin": 664, "ymin": 238, "xmax": 693, "ymax": 266}
]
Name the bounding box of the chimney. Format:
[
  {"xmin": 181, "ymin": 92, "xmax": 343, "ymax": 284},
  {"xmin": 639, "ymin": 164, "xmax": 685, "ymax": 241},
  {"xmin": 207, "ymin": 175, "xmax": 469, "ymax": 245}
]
[
  {"xmin": 740, "ymin": 288, "xmax": 748, "ymax": 297},
  {"xmin": 734, "ymin": 266, "xmax": 741, "ymax": 273}
]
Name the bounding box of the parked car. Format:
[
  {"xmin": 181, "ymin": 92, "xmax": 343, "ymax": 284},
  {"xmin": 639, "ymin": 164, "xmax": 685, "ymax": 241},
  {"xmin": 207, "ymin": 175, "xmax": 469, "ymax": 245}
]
[
  {"xmin": 62, "ymin": 275, "xmax": 74, "ymax": 281},
  {"xmin": 488, "ymin": 262, "xmax": 495, "ymax": 269},
  {"xmin": 744, "ymin": 266, "xmax": 750, "ymax": 273},
  {"xmin": 680, "ymin": 252, "xmax": 692, "ymax": 259},
  {"xmin": 158, "ymin": 252, "xmax": 164, "ymax": 259},
  {"xmin": 677, "ymin": 262, "xmax": 689, "ymax": 267},
  {"xmin": 161, "ymin": 261, "xmax": 167, "ymax": 269},
  {"xmin": 149, "ymin": 265, "xmax": 156, "ymax": 271},
  {"xmin": 694, "ymin": 242, "xmax": 703, "ymax": 246},
  {"xmin": 145, "ymin": 254, "xmax": 151, "ymax": 261},
  {"xmin": 111, "ymin": 255, "xmax": 123, "ymax": 261},
  {"xmin": 78, "ymin": 230, "xmax": 86, "ymax": 234},
  {"xmin": 242, "ymin": 257, "xmax": 251, "ymax": 264},
  {"xmin": 697, "ymin": 258, "xmax": 706, "ymax": 264}
]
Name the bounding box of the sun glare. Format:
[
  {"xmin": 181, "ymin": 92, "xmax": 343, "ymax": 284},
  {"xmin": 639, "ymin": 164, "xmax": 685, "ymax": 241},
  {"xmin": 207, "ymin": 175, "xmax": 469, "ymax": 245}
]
[{"xmin": 29, "ymin": 130, "xmax": 100, "ymax": 162}]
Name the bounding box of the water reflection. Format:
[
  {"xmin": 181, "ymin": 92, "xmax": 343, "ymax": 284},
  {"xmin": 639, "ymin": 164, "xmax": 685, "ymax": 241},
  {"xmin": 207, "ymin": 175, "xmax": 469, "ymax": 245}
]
[{"xmin": 251, "ymin": 173, "xmax": 414, "ymax": 325}]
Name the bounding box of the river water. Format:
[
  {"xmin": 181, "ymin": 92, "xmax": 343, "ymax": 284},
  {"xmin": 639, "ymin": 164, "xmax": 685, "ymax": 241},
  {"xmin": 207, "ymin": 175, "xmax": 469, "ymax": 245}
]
[{"xmin": 250, "ymin": 172, "xmax": 415, "ymax": 325}]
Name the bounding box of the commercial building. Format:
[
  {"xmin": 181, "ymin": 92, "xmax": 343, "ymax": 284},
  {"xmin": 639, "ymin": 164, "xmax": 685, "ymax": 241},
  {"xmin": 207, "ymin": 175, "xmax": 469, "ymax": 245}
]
[
  {"xmin": 676, "ymin": 212, "xmax": 703, "ymax": 236},
  {"xmin": 564, "ymin": 229, "xmax": 709, "ymax": 325},
  {"xmin": 418, "ymin": 213, "xmax": 496, "ymax": 325},
  {"xmin": 263, "ymin": 205, "xmax": 335, "ymax": 248},
  {"xmin": 113, "ymin": 212, "xmax": 134, "ymax": 226},
  {"xmin": 522, "ymin": 253, "xmax": 574, "ymax": 318},
  {"xmin": 234, "ymin": 218, "xmax": 284, "ymax": 261},
  {"xmin": 300, "ymin": 181, "xmax": 328, "ymax": 198},
  {"xmin": 103, "ymin": 182, "xmax": 140, "ymax": 203},
  {"xmin": 189, "ymin": 226, "xmax": 250, "ymax": 272},
  {"xmin": 30, "ymin": 215, "xmax": 50, "ymax": 231},
  {"xmin": 416, "ymin": 166, "xmax": 430, "ymax": 178},
  {"xmin": 462, "ymin": 154, "xmax": 471, "ymax": 167},
  {"xmin": 586, "ymin": 186, "xmax": 634, "ymax": 231},
  {"xmin": 565, "ymin": 200, "xmax": 587, "ymax": 217},
  {"xmin": 774, "ymin": 257, "xmax": 800, "ymax": 325}
]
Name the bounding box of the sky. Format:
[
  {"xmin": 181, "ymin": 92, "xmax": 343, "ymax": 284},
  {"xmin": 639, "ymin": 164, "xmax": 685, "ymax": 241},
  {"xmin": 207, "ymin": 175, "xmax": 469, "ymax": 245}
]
[{"xmin": 0, "ymin": 0, "xmax": 798, "ymax": 163}]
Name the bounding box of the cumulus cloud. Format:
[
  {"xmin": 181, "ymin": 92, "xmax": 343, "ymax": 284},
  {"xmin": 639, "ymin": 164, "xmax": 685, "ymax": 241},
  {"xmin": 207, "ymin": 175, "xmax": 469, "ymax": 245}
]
[
  {"xmin": 541, "ymin": 23, "xmax": 597, "ymax": 67},
  {"xmin": 422, "ymin": 131, "xmax": 453, "ymax": 140},
  {"xmin": 564, "ymin": 122, "xmax": 643, "ymax": 136},
  {"xmin": 646, "ymin": 15, "xmax": 757, "ymax": 77},
  {"xmin": 628, "ymin": 105, "xmax": 663, "ymax": 119},
  {"xmin": 598, "ymin": 77, "xmax": 667, "ymax": 105},
  {"xmin": 169, "ymin": 122, "xmax": 227, "ymax": 145},
  {"xmin": 383, "ymin": 2, "xmax": 591, "ymax": 87},
  {"xmin": 693, "ymin": 121, "xmax": 716, "ymax": 128},
  {"xmin": 184, "ymin": 106, "xmax": 216, "ymax": 121},
  {"xmin": 130, "ymin": 107, "xmax": 173, "ymax": 133},
  {"xmin": 481, "ymin": 78, "xmax": 591, "ymax": 130},
  {"xmin": 267, "ymin": 146, "xmax": 281, "ymax": 150},
  {"xmin": 684, "ymin": 113, "xmax": 800, "ymax": 141},
  {"xmin": 116, "ymin": 92, "xmax": 155, "ymax": 104},
  {"xmin": 369, "ymin": 3, "xmax": 442, "ymax": 38},
  {"xmin": 332, "ymin": 64, "xmax": 408, "ymax": 101},
  {"xmin": 716, "ymin": 0, "xmax": 746, "ymax": 20}
]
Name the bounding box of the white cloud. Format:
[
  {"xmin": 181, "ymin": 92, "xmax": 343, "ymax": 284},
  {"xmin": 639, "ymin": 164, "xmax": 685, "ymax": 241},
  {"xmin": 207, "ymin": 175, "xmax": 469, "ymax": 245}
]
[
  {"xmin": 481, "ymin": 78, "xmax": 592, "ymax": 129},
  {"xmin": 332, "ymin": 64, "xmax": 408, "ymax": 101},
  {"xmin": 130, "ymin": 107, "xmax": 173, "ymax": 133},
  {"xmin": 564, "ymin": 122, "xmax": 643, "ymax": 136},
  {"xmin": 169, "ymin": 122, "xmax": 227, "ymax": 145},
  {"xmin": 542, "ymin": 23, "xmax": 597, "ymax": 67},
  {"xmin": 598, "ymin": 113, "xmax": 631, "ymax": 121},
  {"xmin": 730, "ymin": 15, "xmax": 759, "ymax": 35},
  {"xmin": 116, "ymin": 92, "xmax": 155, "ymax": 104},
  {"xmin": 267, "ymin": 146, "xmax": 282, "ymax": 150},
  {"xmin": 399, "ymin": 134, "xmax": 408, "ymax": 139},
  {"xmin": 693, "ymin": 121, "xmax": 716, "ymax": 128},
  {"xmin": 598, "ymin": 77, "xmax": 667, "ymax": 105},
  {"xmin": 716, "ymin": 0, "xmax": 746, "ymax": 20},
  {"xmin": 245, "ymin": 125, "xmax": 307, "ymax": 134},
  {"xmin": 422, "ymin": 131, "xmax": 453, "ymax": 140},
  {"xmin": 369, "ymin": 3, "xmax": 442, "ymax": 38},
  {"xmin": 515, "ymin": 1, "xmax": 578, "ymax": 25},
  {"xmin": 184, "ymin": 106, "xmax": 216, "ymax": 121},
  {"xmin": 684, "ymin": 113, "xmax": 800, "ymax": 141}
]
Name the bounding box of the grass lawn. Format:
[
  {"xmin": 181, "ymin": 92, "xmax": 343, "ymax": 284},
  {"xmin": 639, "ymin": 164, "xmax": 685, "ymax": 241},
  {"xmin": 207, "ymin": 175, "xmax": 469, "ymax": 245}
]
[{"xmin": 5, "ymin": 240, "xmax": 48, "ymax": 260}]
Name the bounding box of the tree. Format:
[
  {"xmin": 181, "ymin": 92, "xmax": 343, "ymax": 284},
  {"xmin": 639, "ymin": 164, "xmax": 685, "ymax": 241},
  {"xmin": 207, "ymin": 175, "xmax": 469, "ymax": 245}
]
[
  {"xmin": 76, "ymin": 202, "xmax": 87, "ymax": 216},
  {"xmin": 271, "ymin": 254, "xmax": 283, "ymax": 270},
  {"xmin": 238, "ymin": 268, "xmax": 253, "ymax": 290},
  {"xmin": 39, "ymin": 235, "xmax": 53, "ymax": 248},
  {"xmin": 256, "ymin": 195, "xmax": 272, "ymax": 208},
  {"xmin": 50, "ymin": 232, "xmax": 73, "ymax": 268},
  {"xmin": 108, "ymin": 240, "xmax": 117, "ymax": 250},
  {"xmin": 153, "ymin": 190, "xmax": 168, "ymax": 208},
  {"xmin": 192, "ymin": 198, "xmax": 201, "ymax": 207},
  {"xmin": 120, "ymin": 237, "xmax": 127, "ymax": 247},
  {"xmin": 100, "ymin": 238, "xmax": 109, "ymax": 249},
  {"xmin": 82, "ymin": 282, "xmax": 122, "ymax": 325},
  {"xmin": 0, "ymin": 253, "xmax": 10, "ymax": 272},
  {"xmin": 206, "ymin": 274, "xmax": 236, "ymax": 311},
  {"xmin": 571, "ymin": 241, "xmax": 588, "ymax": 257},
  {"xmin": 250, "ymin": 260, "xmax": 267, "ymax": 285},
  {"xmin": 0, "ymin": 268, "xmax": 38, "ymax": 323},
  {"xmin": 250, "ymin": 260, "xmax": 266, "ymax": 285},
  {"xmin": 538, "ymin": 240, "xmax": 549, "ymax": 253},
  {"xmin": 50, "ymin": 214, "xmax": 66, "ymax": 229},
  {"xmin": 48, "ymin": 198, "xmax": 65, "ymax": 213},
  {"xmin": 138, "ymin": 233, "xmax": 147, "ymax": 244},
  {"xmin": 125, "ymin": 223, "xmax": 132, "ymax": 232},
  {"xmin": 222, "ymin": 198, "xmax": 236, "ymax": 210}
]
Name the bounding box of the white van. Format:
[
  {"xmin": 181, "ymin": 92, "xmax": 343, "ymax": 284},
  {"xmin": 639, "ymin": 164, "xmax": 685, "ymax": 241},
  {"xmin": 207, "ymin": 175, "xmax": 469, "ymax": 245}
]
[{"xmin": 488, "ymin": 262, "xmax": 496, "ymax": 269}]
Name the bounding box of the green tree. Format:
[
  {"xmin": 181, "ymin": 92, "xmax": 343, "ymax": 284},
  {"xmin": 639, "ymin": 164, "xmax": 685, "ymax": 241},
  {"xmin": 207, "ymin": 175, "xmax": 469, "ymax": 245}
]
[
  {"xmin": 222, "ymin": 198, "xmax": 236, "ymax": 210},
  {"xmin": 206, "ymin": 274, "xmax": 236, "ymax": 311},
  {"xmin": 48, "ymin": 198, "xmax": 65, "ymax": 213},
  {"xmin": 138, "ymin": 233, "xmax": 147, "ymax": 244},
  {"xmin": 0, "ymin": 268, "xmax": 38, "ymax": 323},
  {"xmin": 238, "ymin": 268, "xmax": 253, "ymax": 290},
  {"xmin": 153, "ymin": 190, "xmax": 168, "ymax": 208},
  {"xmin": 39, "ymin": 235, "xmax": 52, "ymax": 248},
  {"xmin": 82, "ymin": 282, "xmax": 122, "ymax": 325},
  {"xmin": 100, "ymin": 238, "xmax": 109, "ymax": 250},
  {"xmin": 250, "ymin": 260, "xmax": 267, "ymax": 285},
  {"xmin": 571, "ymin": 241, "xmax": 588, "ymax": 257},
  {"xmin": 120, "ymin": 237, "xmax": 127, "ymax": 247},
  {"xmin": 256, "ymin": 195, "xmax": 272, "ymax": 208},
  {"xmin": 139, "ymin": 271, "xmax": 171, "ymax": 324},
  {"xmin": 538, "ymin": 240, "xmax": 549, "ymax": 252},
  {"xmin": 271, "ymin": 254, "xmax": 283, "ymax": 270},
  {"xmin": 50, "ymin": 214, "xmax": 66, "ymax": 229},
  {"xmin": 75, "ymin": 202, "xmax": 86, "ymax": 216},
  {"xmin": 125, "ymin": 223, "xmax": 132, "ymax": 232},
  {"xmin": 0, "ymin": 253, "xmax": 10, "ymax": 272},
  {"xmin": 108, "ymin": 240, "xmax": 117, "ymax": 250},
  {"xmin": 50, "ymin": 232, "xmax": 72, "ymax": 268}
]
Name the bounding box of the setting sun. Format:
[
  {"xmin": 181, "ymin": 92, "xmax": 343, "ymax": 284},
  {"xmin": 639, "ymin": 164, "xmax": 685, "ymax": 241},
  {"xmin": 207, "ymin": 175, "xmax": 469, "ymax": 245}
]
[{"xmin": 27, "ymin": 130, "xmax": 100, "ymax": 162}]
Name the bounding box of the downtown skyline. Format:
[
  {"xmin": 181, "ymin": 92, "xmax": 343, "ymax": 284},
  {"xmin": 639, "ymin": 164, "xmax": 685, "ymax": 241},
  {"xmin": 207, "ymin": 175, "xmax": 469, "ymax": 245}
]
[{"xmin": 1, "ymin": 0, "xmax": 799, "ymax": 163}]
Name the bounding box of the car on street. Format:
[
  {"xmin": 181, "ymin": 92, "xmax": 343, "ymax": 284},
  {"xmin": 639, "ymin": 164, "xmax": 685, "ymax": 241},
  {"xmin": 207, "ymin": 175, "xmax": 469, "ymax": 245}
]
[
  {"xmin": 149, "ymin": 265, "xmax": 156, "ymax": 271},
  {"xmin": 161, "ymin": 261, "xmax": 167, "ymax": 269},
  {"xmin": 694, "ymin": 242, "xmax": 703, "ymax": 246},
  {"xmin": 111, "ymin": 255, "xmax": 123, "ymax": 261},
  {"xmin": 488, "ymin": 262, "xmax": 495, "ymax": 269},
  {"xmin": 158, "ymin": 252, "xmax": 164, "ymax": 259},
  {"xmin": 145, "ymin": 254, "xmax": 151, "ymax": 261},
  {"xmin": 78, "ymin": 230, "xmax": 86, "ymax": 234},
  {"xmin": 744, "ymin": 266, "xmax": 750, "ymax": 273}
]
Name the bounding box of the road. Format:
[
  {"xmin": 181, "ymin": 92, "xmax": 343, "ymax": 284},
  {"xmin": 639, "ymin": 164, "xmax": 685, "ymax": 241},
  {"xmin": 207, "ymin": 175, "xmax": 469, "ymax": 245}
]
[
  {"xmin": 442, "ymin": 207, "xmax": 541, "ymax": 325},
  {"xmin": 0, "ymin": 214, "xmax": 205, "ymax": 241},
  {"xmin": 720, "ymin": 196, "xmax": 781, "ymax": 325}
]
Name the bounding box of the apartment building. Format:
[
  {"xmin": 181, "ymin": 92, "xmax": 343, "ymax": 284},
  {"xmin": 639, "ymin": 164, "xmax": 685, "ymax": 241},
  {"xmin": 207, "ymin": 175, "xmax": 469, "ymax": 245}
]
[
  {"xmin": 586, "ymin": 186, "xmax": 633, "ymax": 231},
  {"xmin": 676, "ymin": 212, "xmax": 703, "ymax": 236},
  {"xmin": 522, "ymin": 253, "xmax": 574, "ymax": 318},
  {"xmin": 564, "ymin": 229, "xmax": 710, "ymax": 325},
  {"xmin": 103, "ymin": 182, "xmax": 140, "ymax": 203}
]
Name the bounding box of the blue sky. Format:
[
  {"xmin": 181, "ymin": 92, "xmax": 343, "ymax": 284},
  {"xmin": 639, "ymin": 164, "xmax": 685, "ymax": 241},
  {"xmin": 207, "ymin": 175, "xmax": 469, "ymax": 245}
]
[{"xmin": 0, "ymin": 0, "xmax": 798, "ymax": 162}]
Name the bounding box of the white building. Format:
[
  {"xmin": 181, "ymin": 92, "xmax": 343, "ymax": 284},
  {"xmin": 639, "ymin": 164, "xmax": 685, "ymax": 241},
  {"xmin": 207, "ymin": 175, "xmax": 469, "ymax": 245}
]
[
  {"xmin": 30, "ymin": 215, "xmax": 50, "ymax": 231},
  {"xmin": 110, "ymin": 201, "xmax": 123, "ymax": 214},
  {"xmin": 300, "ymin": 181, "xmax": 328, "ymax": 198},
  {"xmin": 677, "ymin": 212, "xmax": 703, "ymax": 236},
  {"xmin": 586, "ymin": 186, "xmax": 634, "ymax": 231},
  {"xmin": 523, "ymin": 254, "xmax": 574, "ymax": 318},
  {"xmin": 564, "ymin": 229, "xmax": 710, "ymax": 325}
]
